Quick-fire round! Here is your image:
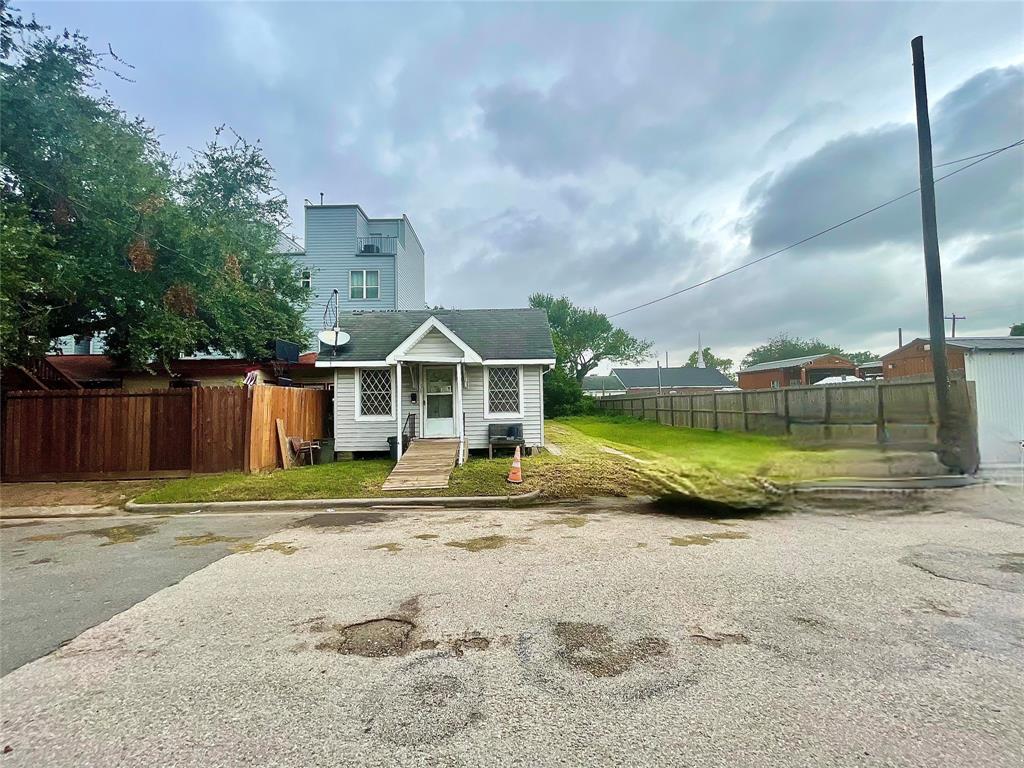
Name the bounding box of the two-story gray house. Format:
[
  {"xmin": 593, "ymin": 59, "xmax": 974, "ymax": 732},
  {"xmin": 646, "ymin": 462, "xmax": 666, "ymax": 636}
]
[{"xmin": 298, "ymin": 203, "xmax": 426, "ymax": 338}]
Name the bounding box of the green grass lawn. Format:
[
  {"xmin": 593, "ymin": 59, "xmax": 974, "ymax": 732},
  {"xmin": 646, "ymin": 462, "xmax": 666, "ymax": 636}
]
[{"xmin": 134, "ymin": 415, "xmax": 878, "ymax": 506}]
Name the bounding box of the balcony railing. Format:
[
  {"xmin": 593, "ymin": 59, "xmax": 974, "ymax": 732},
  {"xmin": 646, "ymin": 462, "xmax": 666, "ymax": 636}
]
[{"xmin": 357, "ymin": 236, "xmax": 397, "ymax": 256}]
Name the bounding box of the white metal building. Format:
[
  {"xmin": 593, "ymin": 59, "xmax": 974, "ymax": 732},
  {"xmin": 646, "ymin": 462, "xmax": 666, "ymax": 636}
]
[{"xmin": 947, "ymin": 337, "xmax": 1024, "ymax": 484}]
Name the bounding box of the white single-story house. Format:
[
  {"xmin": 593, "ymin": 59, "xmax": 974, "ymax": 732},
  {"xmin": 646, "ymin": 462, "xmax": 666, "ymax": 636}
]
[{"xmin": 315, "ymin": 309, "xmax": 556, "ymax": 461}]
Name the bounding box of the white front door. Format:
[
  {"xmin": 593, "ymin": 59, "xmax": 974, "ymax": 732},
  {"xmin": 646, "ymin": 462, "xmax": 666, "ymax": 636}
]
[{"xmin": 423, "ymin": 366, "xmax": 456, "ymax": 437}]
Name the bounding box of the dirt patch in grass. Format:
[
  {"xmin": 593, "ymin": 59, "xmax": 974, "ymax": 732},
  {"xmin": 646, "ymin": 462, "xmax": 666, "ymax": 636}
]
[
  {"xmin": 669, "ymin": 531, "xmax": 750, "ymax": 547},
  {"xmin": 1, "ymin": 480, "xmax": 162, "ymax": 508},
  {"xmin": 231, "ymin": 541, "xmax": 298, "ymax": 556},
  {"xmin": 553, "ymin": 622, "xmax": 670, "ymax": 678},
  {"xmin": 445, "ymin": 534, "xmax": 530, "ymax": 552}
]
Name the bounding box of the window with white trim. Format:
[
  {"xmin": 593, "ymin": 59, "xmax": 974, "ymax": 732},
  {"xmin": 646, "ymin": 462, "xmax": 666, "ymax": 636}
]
[
  {"xmin": 300, "ymin": 269, "xmax": 312, "ymax": 289},
  {"xmin": 487, "ymin": 366, "xmax": 521, "ymax": 415},
  {"xmin": 359, "ymin": 368, "xmax": 392, "ymax": 416},
  {"xmin": 350, "ymin": 269, "xmax": 379, "ymax": 300}
]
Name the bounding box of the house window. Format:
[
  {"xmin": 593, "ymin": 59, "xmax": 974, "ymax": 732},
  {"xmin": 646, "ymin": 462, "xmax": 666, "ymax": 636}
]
[
  {"xmin": 486, "ymin": 366, "xmax": 521, "ymax": 416},
  {"xmin": 350, "ymin": 270, "xmax": 379, "ymax": 300},
  {"xmin": 300, "ymin": 270, "xmax": 312, "ymax": 289},
  {"xmin": 358, "ymin": 368, "xmax": 392, "ymax": 417}
]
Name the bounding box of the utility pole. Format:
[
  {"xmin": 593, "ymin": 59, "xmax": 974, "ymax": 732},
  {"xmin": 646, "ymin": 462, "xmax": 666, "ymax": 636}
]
[
  {"xmin": 945, "ymin": 313, "xmax": 965, "ymax": 337},
  {"xmin": 911, "ymin": 35, "xmax": 955, "ymax": 465}
]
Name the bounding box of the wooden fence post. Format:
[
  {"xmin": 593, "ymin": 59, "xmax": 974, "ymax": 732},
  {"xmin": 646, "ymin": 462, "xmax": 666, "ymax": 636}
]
[
  {"xmin": 688, "ymin": 395, "xmax": 694, "ymax": 429},
  {"xmin": 242, "ymin": 387, "xmax": 254, "ymax": 474},
  {"xmin": 875, "ymin": 383, "xmax": 885, "ymax": 445},
  {"xmin": 189, "ymin": 387, "xmax": 199, "ymax": 473},
  {"xmin": 782, "ymin": 389, "xmax": 791, "ymax": 434},
  {"xmin": 712, "ymin": 392, "xmax": 719, "ymax": 431},
  {"xmin": 741, "ymin": 391, "xmax": 748, "ymax": 432}
]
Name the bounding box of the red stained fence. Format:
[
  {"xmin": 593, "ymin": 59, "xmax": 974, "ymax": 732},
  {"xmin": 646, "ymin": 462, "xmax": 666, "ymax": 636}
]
[{"xmin": 1, "ymin": 385, "xmax": 327, "ymax": 481}]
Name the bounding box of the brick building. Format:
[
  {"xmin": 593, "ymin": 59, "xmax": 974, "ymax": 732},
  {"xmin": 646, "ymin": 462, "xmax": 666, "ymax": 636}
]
[{"xmin": 736, "ymin": 354, "xmax": 857, "ymax": 390}]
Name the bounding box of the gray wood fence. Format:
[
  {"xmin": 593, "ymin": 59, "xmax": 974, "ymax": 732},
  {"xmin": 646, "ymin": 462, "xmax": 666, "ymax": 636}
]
[{"xmin": 597, "ymin": 380, "xmax": 976, "ymax": 455}]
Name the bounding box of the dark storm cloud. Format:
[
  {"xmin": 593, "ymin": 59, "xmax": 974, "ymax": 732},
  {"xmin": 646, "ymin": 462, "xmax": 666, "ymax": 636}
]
[{"xmin": 746, "ymin": 66, "xmax": 1024, "ymax": 255}]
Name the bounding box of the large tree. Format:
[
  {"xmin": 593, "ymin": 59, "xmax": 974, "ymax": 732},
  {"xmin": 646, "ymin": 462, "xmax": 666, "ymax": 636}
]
[
  {"xmin": 1011, "ymin": 322, "xmax": 1023, "ymax": 336},
  {"xmin": 741, "ymin": 333, "xmax": 875, "ymax": 370},
  {"xmin": 529, "ymin": 293, "xmax": 652, "ymax": 383},
  {"xmin": 0, "ymin": 7, "xmax": 308, "ymax": 368},
  {"xmin": 684, "ymin": 347, "xmax": 734, "ymax": 378}
]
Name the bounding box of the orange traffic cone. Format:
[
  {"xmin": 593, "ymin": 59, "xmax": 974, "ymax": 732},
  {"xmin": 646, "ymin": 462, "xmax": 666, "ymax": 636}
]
[{"xmin": 507, "ymin": 446, "xmax": 523, "ymax": 484}]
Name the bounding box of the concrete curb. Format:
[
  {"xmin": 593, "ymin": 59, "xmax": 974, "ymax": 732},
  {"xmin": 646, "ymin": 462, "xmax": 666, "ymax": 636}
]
[{"xmin": 124, "ymin": 488, "xmax": 542, "ymax": 515}]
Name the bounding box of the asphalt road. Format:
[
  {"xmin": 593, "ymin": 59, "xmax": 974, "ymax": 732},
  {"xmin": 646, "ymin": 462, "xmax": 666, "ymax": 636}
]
[
  {"xmin": 0, "ymin": 512, "xmax": 307, "ymax": 676},
  {"xmin": 1, "ymin": 493, "xmax": 1022, "ymax": 767}
]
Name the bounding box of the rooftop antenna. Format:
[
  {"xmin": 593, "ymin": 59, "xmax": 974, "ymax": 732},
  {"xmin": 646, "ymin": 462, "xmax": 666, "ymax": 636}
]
[{"xmin": 320, "ymin": 192, "xmax": 324, "ymax": 205}]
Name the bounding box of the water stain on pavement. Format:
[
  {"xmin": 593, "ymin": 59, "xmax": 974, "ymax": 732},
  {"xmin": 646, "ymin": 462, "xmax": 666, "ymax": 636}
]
[
  {"xmin": 445, "ymin": 534, "xmax": 530, "ymax": 552},
  {"xmin": 294, "ymin": 512, "xmax": 387, "ymax": 529},
  {"xmin": 538, "ymin": 515, "xmax": 589, "ymax": 529},
  {"xmin": 370, "ymin": 542, "xmax": 402, "ymax": 554},
  {"xmin": 174, "ymin": 533, "xmax": 246, "ymax": 547},
  {"xmin": 553, "ymin": 622, "xmax": 670, "ymax": 677},
  {"xmin": 0, "ymin": 520, "xmax": 43, "ymax": 529},
  {"xmin": 413, "ymin": 533, "xmax": 439, "ymax": 540},
  {"xmin": 231, "ymin": 541, "xmax": 298, "ymax": 555},
  {"xmin": 687, "ymin": 626, "xmax": 750, "ymax": 647},
  {"xmin": 669, "ymin": 531, "xmax": 750, "ymax": 547},
  {"xmin": 29, "ymin": 557, "xmax": 53, "ymax": 565},
  {"xmin": 22, "ymin": 523, "xmax": 159, "ymax": 546}
]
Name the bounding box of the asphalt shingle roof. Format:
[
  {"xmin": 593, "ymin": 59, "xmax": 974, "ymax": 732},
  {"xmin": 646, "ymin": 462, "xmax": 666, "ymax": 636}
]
[
  {"xmin": 612, "ymin": 367, "xmax": 733, "ymax": 388},
  {"xmin": 317, "ymin": 309, "xmax": 555, "ymax": 362},
  {"xmin": 582, "ymin": 375, "xmax": 625, "ymax": 392}
]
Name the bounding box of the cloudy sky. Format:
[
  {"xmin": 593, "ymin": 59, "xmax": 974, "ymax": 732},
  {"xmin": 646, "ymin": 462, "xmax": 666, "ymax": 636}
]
[{"xmin": 27, "ymin": 1, "xmax": 1024, "ymax": 368}]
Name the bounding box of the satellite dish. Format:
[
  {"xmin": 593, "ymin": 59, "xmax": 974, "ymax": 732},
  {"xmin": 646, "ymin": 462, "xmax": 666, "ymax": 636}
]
[{"xmin": 317, "ymin": 327, "xmax": 351, "ymax": 347}]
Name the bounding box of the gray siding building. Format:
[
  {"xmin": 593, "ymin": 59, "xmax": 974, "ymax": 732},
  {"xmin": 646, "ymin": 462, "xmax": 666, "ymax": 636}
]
[{"xmin": 298, "ymin": 204, "xmax": 426, "ymax": 347}]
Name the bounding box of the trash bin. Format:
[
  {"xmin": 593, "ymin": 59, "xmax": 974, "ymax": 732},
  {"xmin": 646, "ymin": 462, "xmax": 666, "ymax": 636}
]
[
  {"xmin": 317, "ymin": 438, "xmax": 336, "ymax": 464},
  {"xmin": 387, "ymin": 435, "xmax": 399, "ymax": 460}
]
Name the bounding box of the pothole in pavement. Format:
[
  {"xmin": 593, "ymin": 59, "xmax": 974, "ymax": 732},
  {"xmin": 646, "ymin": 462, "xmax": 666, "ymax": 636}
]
[{"xmin": 298, "ymin": 596, "xmax": 496, "ymax": 658}]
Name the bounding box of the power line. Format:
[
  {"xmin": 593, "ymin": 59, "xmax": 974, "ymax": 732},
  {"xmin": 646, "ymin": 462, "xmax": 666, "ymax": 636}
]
[
  {"xmin": 609, "ymin": 138, "xmax": 1024, "ymax": 319},
  {"xmin": 933, "ymin": 139, "xmax": 1024, "ymax": 168}
]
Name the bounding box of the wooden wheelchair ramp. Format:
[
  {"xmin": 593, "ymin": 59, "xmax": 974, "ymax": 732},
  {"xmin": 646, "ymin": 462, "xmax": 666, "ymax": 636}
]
[{"xmin": 382, "ymin": 438, "xmax": 460, "ymax": 491}]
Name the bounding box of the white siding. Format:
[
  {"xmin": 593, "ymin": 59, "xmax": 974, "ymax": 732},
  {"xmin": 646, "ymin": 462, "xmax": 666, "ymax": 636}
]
[
  {"xmin": 333, "ymin": 363, "xmax": 546, "ymax": 453},
  {"xmin": 964, "ymin": 350, "xmax": 1024, "ymax": 479},
  {"xmin": 333, "ymin": 366, "xmax": 416, "ymax": 453},
  {"xmin": 462, "ymin": 365, "xmax": 544, "ymax": 450},
  {"xmin": 407, "ymin": 328, "xmax": 463, "ymax": 358}
]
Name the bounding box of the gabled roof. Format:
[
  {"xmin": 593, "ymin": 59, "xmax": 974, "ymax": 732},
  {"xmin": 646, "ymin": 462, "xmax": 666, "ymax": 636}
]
[
  {"xmin": 46, "ymin": 355, "xmax": 120, "ymax": 382},
  {"xmin": 274, "ymin": 231, "xmax": 304, "ymax": 254},
  {"xmin": 738, "ymin": 353, "xmax": 849, "ymax": 374},
  {"xmin": 316, "ymin": 309, "xmax": 555, "ymax": 364},
  {"xmin": 944, "ymin": 336, "xmax": 1024, "ymax": 351},
  {"xmin": 582, "ymin": 374, "xmax": 625, "ymax": 392},
  {"xmin": 612, "ymin": 366, "xmax": 733, "ymax": 388}
]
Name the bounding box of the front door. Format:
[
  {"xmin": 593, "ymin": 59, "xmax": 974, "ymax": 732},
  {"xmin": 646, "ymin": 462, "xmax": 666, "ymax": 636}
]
[{"xmin": 423, "ymin": 366, "xmax": 456, "ymax": 437}]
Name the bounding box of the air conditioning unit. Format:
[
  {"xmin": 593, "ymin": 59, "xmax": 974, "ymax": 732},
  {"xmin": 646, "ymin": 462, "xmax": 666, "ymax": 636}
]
[{"xmin": 360, "ymin": 243, "xmax": 381, "ymax": 254}]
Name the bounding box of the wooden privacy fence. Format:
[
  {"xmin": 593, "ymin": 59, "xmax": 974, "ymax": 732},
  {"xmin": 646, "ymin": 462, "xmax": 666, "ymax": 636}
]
[
  {"xmin": 248, "ymin": 385, "xmax": 327, "ymax": 472},
  {"xmin": 597, "ymin": 380, "xmax": 977, "ymax": 456},
  {"xmin": 2, "ymin": 385, "xmax": 328, "ymax": 481}
]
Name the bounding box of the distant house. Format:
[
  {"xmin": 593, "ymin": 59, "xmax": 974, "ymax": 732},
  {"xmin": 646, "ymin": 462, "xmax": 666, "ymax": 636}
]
[
  {"xmin": 857, "ymin": 360, "xmax": 884, "ymax": 380},
  {"xmin": 582, "ymin": 374, "xmax": 626, "ymax": 398},
  {"xmin": 736, "ymin": 354, "xmax": 856, "ymax": 390},
  {"xmin": 881, "ymin": 338, "xmax": 966, "ymax": 380},
  {"xmin": 611, "ymin": 366, "xmax": 733, "ymax": 394}
]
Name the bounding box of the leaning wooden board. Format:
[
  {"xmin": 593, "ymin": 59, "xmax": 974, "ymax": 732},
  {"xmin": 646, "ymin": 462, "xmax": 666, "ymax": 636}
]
[{"xmin": 276, "ymin": 418, "xmax": 292, "ymax": 469}]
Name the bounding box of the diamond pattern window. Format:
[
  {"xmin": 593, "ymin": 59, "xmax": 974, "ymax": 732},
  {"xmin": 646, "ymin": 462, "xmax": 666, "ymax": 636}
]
[
  {"xmin": 360, "ymin": 368, "xmax": 392, "ymax": 416},
  {"xmin": 488, "ymin": 367, "xmax": 520, "ymax": 414}
]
